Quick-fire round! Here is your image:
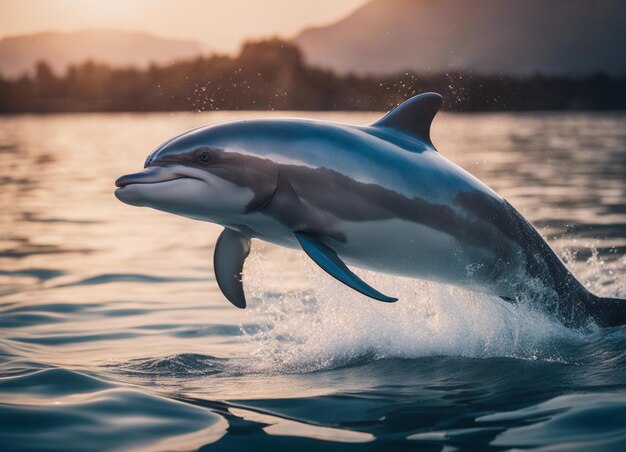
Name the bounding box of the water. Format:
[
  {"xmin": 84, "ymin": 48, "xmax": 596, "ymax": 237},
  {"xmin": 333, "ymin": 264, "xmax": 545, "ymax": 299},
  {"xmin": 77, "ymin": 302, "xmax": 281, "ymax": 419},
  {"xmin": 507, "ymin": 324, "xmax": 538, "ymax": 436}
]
[{"xmin": 1, "ymin": 111, "xmax": 625, "ymax": 451}]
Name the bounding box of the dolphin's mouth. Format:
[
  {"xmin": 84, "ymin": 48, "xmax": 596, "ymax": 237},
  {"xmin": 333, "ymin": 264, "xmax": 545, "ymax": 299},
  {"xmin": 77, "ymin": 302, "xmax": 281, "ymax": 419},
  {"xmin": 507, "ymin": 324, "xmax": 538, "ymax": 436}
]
[{"xmin": 115, "ymin": 166, "xmax": 194, "ymax": 189}]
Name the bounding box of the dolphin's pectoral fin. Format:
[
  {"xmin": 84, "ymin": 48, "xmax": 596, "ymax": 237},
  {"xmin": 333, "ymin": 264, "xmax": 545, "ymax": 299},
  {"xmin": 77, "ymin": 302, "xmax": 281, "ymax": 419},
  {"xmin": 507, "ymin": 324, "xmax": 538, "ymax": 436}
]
[
  {"xmin": 294, "ymin": 232, "xmax": 397, "ymax": 303},
  {"xmin": 214, "ymin": 228, "xmax": 251, "ymax": 308}
]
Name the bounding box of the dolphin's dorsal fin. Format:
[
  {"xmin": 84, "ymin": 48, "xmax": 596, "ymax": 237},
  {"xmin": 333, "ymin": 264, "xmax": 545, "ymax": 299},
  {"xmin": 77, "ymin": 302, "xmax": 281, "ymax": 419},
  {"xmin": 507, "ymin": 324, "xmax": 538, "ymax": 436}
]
[{"xmin": 372, "ymin": 92, "xmax": 443, "ymax": 148}]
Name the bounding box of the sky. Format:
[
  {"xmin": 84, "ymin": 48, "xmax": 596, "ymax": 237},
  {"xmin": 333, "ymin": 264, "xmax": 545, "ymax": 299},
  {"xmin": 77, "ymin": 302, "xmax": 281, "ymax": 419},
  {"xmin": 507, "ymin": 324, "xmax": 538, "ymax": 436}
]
[{"xmin": 0, "ymin": 0, "xmax": 368, "ymax": 53}]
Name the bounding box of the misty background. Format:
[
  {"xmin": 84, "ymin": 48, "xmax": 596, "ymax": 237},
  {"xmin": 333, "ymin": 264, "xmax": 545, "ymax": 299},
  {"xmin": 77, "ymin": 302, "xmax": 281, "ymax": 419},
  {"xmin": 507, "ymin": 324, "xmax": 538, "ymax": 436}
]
[{"xmin": 0, "ymin": 0, "xmax": 625, "ymax": 112}]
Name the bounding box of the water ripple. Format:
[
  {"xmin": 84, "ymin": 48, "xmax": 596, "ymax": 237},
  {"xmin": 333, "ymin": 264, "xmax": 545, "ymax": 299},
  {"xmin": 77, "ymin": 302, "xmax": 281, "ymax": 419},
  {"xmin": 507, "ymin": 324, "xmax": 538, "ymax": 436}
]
[
  {"xmin": 54, "ymin": 273, "xmax": 205, "ymax": 287},
  {"xmin": 111, "ymin": 353, "xmax": 229, "ymax": 378},
  {"xmin": 0, "ymin": 368, "xmax": 227, "ymax": 451}
]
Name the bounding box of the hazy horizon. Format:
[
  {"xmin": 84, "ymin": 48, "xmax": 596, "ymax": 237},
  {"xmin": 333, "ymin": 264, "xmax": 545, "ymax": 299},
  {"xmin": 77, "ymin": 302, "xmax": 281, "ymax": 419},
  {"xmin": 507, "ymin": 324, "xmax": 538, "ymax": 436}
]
[
  {"xmin": 1, "ymin": 0, "xmax": 624, "ymax": 112},
  {"xmin": 0, "ymin": 0, "xmax": 368, "ymax": 53}
]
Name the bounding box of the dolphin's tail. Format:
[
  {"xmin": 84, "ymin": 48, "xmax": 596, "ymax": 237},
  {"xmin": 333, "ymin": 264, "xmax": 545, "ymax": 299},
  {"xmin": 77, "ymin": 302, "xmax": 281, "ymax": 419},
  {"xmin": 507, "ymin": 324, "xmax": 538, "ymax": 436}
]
[
  {"xmin": 588, "ymin": 294, "xmax": 626, "ymax": 327},
  {"xmin": 502, "ymin": 200, "xmax": 626, "ymax": 328}
]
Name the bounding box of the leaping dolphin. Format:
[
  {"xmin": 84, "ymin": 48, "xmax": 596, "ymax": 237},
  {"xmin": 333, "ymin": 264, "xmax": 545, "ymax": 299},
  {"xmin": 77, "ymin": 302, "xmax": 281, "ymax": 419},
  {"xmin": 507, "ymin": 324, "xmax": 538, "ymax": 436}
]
[{"xmin": 115, "ymin": 93, "xmax": 626, "ymax": 327}]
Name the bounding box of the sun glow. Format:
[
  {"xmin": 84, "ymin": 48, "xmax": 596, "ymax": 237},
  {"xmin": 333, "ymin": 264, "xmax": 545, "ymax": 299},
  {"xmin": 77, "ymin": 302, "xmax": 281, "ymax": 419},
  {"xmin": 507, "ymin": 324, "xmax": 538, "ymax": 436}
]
[{"xmin": 0, "ymin": 0, "xmax": 368, "ymax": 53}]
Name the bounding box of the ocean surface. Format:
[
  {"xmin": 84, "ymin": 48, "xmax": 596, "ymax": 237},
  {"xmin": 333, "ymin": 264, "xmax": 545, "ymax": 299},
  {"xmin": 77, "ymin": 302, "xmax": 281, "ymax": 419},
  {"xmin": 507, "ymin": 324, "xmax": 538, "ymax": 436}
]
[{"xmin": 1, "ymin": 110, "xmax": 625, "ymax": 451}]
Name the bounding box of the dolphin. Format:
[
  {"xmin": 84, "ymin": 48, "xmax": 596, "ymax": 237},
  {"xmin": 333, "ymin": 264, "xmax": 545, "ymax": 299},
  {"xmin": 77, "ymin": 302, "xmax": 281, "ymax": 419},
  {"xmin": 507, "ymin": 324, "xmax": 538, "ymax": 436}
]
[{"xmin": 115, "ymin": 93, "xmax": 626, "ymax": 327}]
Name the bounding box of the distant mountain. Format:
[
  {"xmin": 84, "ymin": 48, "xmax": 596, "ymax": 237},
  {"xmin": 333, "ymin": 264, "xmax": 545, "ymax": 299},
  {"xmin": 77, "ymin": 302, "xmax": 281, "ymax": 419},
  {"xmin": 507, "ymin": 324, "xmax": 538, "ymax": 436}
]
[
  {"xmin": 0, "ymin": 29, "xmax": 206, "ymax": 77},
  {"xmin": 294, "ymin": 0, "xmax": 626, "ymax": 76}
]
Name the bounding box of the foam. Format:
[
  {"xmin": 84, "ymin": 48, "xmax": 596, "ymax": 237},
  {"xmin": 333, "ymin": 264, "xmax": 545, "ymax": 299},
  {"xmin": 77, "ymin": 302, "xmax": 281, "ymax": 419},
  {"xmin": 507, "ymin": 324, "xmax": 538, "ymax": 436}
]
[{"xmin": 240, "ymin": 249, "xmax": 591, "ymax": 374}]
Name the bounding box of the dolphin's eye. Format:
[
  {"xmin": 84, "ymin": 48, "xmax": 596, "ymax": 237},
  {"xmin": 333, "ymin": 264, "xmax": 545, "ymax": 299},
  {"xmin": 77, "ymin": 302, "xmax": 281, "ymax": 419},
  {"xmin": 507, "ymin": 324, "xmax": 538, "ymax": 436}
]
[
  {"xmin": 197, "ymin": 151, "xmax": 211, "ymax": 163},
  {"xmin": 194, "ymin": 147, "xmax": 221, "ymax": 164}
]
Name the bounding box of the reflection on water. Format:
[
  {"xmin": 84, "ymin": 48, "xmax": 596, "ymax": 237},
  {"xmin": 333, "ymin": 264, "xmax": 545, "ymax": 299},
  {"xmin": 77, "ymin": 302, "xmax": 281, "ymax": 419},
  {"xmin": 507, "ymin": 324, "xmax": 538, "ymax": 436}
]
[{"xmin": 1, "ymin": 111, "xmax": 625, "ymax": 450}]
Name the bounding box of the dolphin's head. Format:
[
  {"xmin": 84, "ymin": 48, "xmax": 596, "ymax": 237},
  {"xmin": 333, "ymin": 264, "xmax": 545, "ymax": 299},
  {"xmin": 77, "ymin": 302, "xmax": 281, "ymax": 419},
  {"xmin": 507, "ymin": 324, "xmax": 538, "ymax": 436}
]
[{"xmin": 115, "ymin": 123, "xmax": 278, "ymax": 224}]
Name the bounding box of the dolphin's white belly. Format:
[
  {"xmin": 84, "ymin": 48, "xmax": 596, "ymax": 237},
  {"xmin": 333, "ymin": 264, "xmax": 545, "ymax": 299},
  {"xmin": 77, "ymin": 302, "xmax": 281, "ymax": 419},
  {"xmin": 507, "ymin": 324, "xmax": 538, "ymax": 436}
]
[
  {"xmin": 240, "ymin": 211, "xmax": 301, "ymax": 248},
  {"xmin": 332, "ymin": 219, "xmax": 500, "ymax": 289},
  {"xmin": 244, "ymin": 212, "xmax": 501, "ymax": 291}
]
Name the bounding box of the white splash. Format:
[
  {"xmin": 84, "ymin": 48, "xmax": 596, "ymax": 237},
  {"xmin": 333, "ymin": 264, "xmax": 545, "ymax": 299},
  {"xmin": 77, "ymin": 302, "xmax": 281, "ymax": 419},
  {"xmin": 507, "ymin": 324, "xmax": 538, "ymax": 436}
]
[{"xmin": 239, "ymin": 247, "xmax": 602, "ymax": 374}]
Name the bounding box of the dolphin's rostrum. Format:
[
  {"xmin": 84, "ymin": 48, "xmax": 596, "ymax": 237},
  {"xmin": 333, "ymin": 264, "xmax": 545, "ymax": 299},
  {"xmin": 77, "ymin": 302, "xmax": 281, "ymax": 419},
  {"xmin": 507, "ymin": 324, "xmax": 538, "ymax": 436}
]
[{"xmin": 115, "ymin": 93, "xmax": 626, "ymax": 327}]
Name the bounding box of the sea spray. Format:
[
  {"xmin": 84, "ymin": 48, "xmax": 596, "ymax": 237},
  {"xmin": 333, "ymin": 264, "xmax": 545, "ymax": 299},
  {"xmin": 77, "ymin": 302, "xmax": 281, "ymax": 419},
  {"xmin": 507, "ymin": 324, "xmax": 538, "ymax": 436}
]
[{"xmin": 242, "ymin": 247, "xmax": 580, "ymax": 374}]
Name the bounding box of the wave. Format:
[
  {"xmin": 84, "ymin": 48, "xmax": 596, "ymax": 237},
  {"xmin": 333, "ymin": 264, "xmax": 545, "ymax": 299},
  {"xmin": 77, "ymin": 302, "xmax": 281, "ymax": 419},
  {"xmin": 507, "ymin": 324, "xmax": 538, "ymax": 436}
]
[
  {"xmin": 0, "ymin": 268, "xmax": 64, "ymax": 282},
  {"xmin": 0, "ymin": 368, "xmax": 227, "ymax": 451},
  {"xmin": 54, "ymin": 272, "xmax": 204, "ymax": 288},
  {"xmin": 111, "ymin": 353, "xmax": 229, "ymax": 378}
]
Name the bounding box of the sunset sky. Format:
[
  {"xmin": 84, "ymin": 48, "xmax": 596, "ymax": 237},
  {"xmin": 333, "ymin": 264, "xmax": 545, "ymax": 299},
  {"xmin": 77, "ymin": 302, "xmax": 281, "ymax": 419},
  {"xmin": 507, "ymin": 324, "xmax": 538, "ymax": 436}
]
[{"xmin": 0, "ymin": 0, "xmax": 368, "ymax": 52}]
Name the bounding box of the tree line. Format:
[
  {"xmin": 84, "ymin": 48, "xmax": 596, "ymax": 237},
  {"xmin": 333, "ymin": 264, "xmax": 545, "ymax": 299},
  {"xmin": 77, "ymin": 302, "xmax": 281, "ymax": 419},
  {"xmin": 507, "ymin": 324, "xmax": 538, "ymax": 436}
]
[{"xmin": 0, "ymin": 39, "xmax": 624, "ymax": 113}]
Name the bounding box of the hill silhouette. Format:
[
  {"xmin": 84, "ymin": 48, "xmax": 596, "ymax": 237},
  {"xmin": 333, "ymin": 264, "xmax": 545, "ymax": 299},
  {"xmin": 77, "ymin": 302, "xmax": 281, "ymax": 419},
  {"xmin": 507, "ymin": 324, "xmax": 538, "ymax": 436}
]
[
  {"xmin": 0, "ymin": 29, "xmax": 206, "ymax": 78},
  {"xmin": 294, "ymin": 0, "xmax": 626, "ymax": 76}
]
